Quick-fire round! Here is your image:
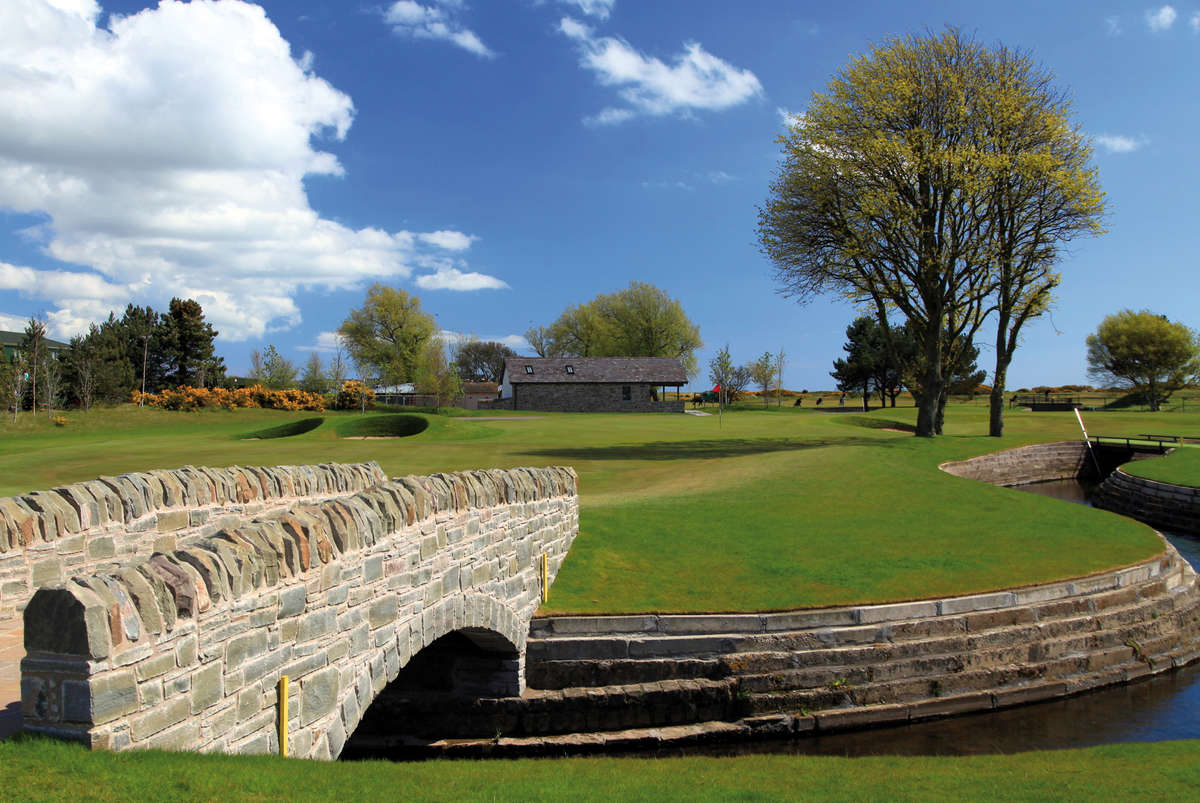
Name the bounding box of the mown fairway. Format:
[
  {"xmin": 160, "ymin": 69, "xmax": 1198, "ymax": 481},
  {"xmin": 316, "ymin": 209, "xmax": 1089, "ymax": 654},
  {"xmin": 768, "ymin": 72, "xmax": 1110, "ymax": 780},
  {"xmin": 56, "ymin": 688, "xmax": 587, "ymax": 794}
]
[
  {"xmin": 3, "ymin": 402, "xmax": 1197, "ymax": 612},
  {"xmin": 2, "ymin": 735, "xmax": 1198, "ymax": 802}
]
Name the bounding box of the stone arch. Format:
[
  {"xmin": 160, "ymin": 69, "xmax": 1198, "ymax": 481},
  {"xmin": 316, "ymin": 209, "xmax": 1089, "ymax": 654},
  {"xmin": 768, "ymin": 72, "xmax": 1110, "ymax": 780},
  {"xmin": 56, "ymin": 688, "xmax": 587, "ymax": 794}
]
[{"xmin": 317, "ymin": 591, "xmax": 528, "ymax": 759}]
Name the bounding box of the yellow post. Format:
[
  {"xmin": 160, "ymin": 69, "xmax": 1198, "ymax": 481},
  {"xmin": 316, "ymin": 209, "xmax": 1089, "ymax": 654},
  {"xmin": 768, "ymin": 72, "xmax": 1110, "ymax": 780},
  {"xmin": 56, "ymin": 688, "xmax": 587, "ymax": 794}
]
[
  {"xmin": 278, "ymin": 675, "xmax": 289, "ymax": 757},
  {"xmin": 540, "ymin": 553, "xmax": 549, "ymax": 602}
]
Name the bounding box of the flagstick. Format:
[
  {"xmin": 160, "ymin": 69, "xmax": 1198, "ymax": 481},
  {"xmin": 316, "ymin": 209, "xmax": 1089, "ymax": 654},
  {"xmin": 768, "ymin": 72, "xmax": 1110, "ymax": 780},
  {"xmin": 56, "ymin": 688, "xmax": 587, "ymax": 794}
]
[{"xmin": 1074, "ymin": 408, "xmax": 1103, "ymax": 477}]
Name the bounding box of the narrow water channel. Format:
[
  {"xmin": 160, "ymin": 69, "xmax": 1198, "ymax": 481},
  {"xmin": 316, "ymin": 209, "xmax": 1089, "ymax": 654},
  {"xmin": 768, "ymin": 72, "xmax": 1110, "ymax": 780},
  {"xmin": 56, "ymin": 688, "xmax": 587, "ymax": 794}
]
[{"xmin": 669, "ymin": 478, "xmax": 1200, "ymax": 758}]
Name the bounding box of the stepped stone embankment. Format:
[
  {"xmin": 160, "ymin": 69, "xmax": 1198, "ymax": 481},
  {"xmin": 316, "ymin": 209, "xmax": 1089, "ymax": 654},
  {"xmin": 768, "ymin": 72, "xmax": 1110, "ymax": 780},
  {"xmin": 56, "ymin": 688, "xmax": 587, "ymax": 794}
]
[
  {"xmin": 1093, "ymin": 470, "xmax": 1200, "ymax": 537},
  {"xmin": 0, "ymin": 463, "xmax": 387, "ymax": 624},
  {"xmin": 18, "ymin": 464, "xmax": 578, "ymax": 758},
  {"xmin": 361, "ymin": 544, "xmax": 1198, "ymax": 757}
]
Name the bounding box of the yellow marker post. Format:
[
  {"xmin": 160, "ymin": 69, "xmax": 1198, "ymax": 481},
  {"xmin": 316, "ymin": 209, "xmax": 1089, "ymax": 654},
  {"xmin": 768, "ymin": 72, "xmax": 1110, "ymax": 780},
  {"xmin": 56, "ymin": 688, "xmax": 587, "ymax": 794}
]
[
  {"xmin": 278, "ymin": 675, "xmax": 289, "ymax": 757},
  {"xmin": 540, "ymin": 553, "xmax": 549, "ymax": 602}
]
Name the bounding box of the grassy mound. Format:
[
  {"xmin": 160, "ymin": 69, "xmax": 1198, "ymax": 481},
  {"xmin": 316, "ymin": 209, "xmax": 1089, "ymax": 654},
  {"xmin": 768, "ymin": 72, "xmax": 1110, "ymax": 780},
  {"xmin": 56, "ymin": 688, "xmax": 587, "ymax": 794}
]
[
  {"xmin": 335, "ymin": 414, "xmax": 430, "ymax": 439},
  {"xmin": 237, "ymin": 417, "xmax": 324, "ymax": 440}
]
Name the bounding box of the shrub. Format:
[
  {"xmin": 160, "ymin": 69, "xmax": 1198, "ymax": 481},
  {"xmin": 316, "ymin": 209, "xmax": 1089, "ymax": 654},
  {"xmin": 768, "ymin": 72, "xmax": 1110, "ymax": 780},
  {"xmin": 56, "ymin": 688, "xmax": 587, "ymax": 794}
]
[
  {"xmin": 333, "ymin": 380, "xmax": 375, "ymax": 411},
  {"xmin": 132, "ymin": 385, "xmax": 324, "ymax": 411}
]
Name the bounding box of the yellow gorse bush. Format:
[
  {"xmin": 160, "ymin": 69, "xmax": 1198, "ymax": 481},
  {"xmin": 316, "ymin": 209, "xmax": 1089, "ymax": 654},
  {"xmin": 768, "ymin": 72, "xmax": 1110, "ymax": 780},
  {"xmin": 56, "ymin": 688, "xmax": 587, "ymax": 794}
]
[{"xmin": 131, "ymin": 385, "xmax": 325, "ymax": 412}]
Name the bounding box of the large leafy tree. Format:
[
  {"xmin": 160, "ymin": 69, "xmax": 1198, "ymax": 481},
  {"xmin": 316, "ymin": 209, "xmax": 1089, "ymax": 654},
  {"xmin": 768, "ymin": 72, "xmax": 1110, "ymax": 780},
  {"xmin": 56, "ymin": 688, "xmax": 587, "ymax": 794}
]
[
  {"xmin": 759, "ymin": 28, "xmax": 1102, "ymax": 437},
  {"xmin": 536, "ymin": 282, "xmax": 702, "ymax": 377},
  {"xmin": 338, "ymin": 284, "xmax": 436, "ymax": 386},
  {"xmin": 1086, "ymin": 310, "xmax": 1200, "ymax": 412},
  {"xmin": 453, "ymin": 338, "xmax": 516, "ymax": 383}
]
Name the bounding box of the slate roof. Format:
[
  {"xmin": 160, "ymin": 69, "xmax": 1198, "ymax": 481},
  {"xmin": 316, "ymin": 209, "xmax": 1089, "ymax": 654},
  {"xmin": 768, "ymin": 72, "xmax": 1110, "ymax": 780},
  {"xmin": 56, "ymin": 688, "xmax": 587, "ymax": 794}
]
[{"xmin": 503, "ymin": 357, "xmax": 687, "ymax": 385}]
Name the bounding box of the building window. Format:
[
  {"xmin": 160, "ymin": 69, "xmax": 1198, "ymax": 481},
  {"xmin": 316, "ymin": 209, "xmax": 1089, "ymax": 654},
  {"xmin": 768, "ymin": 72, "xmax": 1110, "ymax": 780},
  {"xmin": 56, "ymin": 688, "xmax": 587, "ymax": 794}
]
[
  {"xmin": 565, "ymin": 365, "xmax": 574, "ymax": 374},
  {"xmin": 622, "ymin": 385, "xmax": 631, "ymax": 401},
  {"xmin": 524, "ymin": 365, "xmax": 534, "ymax": 374}
]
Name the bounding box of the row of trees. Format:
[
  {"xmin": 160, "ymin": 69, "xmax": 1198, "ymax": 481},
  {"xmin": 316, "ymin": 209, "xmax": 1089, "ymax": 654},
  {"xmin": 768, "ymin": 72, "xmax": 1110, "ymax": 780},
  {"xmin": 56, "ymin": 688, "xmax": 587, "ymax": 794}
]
[
  {"xmin": 526, "ymin": 282, "xmax": 703, "ymax": 378},
  {"xmin": 2, "ymin": 299, "xmax": 223, "ymax": 416},
  {"xmin": 830, "ymin": 315, "xmax": 984, "ymax": 413},
  {"xmin": 759, "ymin": 28, "xmax": 1105, "ymax": 437}
]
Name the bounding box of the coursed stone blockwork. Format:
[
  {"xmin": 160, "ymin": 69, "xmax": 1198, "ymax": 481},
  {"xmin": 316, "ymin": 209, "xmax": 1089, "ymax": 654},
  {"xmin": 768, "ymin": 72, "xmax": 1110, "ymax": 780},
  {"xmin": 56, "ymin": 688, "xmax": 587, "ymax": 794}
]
[
  {"xmin": 0, "ymin": 463, "xmax": 386, "ymax": 623},
  {"xmin": 938, "ymin": 441, "xmax": 1091, "ymax": 486},
  {"xmin": 19, "ymin": 465, "xmax": 578, "ymax": 759},
  {"xmin": 1094, "ymin": 469, "xmax": 1200, "ymax": 536}
]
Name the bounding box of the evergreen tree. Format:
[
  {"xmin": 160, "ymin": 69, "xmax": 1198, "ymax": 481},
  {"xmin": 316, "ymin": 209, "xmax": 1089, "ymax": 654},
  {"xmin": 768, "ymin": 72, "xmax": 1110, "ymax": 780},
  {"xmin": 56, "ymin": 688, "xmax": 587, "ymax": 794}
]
[{"xmin": 160, "ymin": 298, "xmax": 224, "ymax": 387}]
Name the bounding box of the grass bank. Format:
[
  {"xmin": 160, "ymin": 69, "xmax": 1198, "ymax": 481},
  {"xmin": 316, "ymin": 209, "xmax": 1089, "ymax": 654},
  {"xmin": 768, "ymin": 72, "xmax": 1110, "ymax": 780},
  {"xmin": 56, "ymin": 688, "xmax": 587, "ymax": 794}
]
[
  {"xmin": 1, "ymin": 403, "xmax": 1194, "ymax": 612},
  {"xmin": 1121, "ymin": 444, "xmax": 1200, "ymax": 487},
  {"xmin": 2, "ymin": 736, "xmax": 1197, "ymax": 801}
]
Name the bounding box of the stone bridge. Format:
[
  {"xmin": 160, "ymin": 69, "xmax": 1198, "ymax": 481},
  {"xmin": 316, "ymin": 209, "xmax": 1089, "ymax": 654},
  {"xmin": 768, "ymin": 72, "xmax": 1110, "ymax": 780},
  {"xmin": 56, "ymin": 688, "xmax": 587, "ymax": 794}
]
[{"xmin": 6, "ymin": 461, "xmax": 577, "ymax": 758}]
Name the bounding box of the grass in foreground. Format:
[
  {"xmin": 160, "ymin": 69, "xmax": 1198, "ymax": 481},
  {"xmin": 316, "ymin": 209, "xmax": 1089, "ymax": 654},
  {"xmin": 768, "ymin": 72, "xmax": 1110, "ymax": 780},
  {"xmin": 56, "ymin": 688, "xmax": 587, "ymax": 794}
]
[
  {"xmin": 2, "ymin": 735, "xmax": 1198, "ymax": 801},
  {"xmin": 1, "ymin": 403, "xmax": 1195, "ymax": 613}
]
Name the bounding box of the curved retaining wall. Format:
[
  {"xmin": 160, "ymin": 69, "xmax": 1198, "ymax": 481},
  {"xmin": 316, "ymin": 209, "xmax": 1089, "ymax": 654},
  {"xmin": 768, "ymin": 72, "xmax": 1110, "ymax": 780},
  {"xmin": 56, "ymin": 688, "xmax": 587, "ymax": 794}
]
[
  {"xmin": 1094, "ymin": 470, "xmax": 1200, "ymax": 537},
  {"xmin": 938, "ymin": 441, "xmax": 1091, "ymax": 485},
  {"xmin": 19, "ymin": 465, "xmax": 578, "ymax": 758},
  {"xmin": 0, "ymin": 463, "xmax": 387, "ymax": 624},
  {"xmin": 413, "ymin": 543, "xmax": 1199, "ymax": 755}
]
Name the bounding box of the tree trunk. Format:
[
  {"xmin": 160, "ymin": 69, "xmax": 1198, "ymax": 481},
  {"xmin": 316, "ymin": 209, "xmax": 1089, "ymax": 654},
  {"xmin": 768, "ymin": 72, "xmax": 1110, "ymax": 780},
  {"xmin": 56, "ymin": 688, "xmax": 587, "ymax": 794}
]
[
  {"xmin": 988, "ymin": 351, "xmax": 1010, "ymax": 437},
  {"xmin": 915, "ymin": 320, "xmax": 943, "ymax": 437}
]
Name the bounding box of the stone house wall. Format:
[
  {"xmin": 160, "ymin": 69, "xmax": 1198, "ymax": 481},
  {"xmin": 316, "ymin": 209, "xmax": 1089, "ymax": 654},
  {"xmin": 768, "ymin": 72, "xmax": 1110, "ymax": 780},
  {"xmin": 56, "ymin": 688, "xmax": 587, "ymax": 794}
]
[
  {"xmin": 19, "ymin": 465, "xmax": 578, "ymax": 759},
  {"xmin": 0, "ymin": 463, "xmax": 386, "ymax": 624},
  {"xmin": 512, "ymin": 383, "xmax": 684, "ymax": 413}
]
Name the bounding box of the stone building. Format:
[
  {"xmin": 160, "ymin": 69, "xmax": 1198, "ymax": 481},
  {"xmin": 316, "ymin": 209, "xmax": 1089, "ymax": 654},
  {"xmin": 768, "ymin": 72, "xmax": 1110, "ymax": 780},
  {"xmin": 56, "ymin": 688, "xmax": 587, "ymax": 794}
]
[{"xmin": 485, "ymin": 357, "xmax": 686, "ymax": 413}]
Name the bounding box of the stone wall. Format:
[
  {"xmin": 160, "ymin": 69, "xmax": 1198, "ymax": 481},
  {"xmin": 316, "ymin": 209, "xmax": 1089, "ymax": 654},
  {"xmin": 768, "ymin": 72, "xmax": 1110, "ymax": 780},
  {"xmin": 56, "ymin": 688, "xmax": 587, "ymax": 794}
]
[
  {"xmin": 0, "ymin": 463, "xmax": 386, "ymax": 624},
  {"xmin": 513, "ymin": 383, "xmax": 684, "ymax": 413},
  {"xmin": 20, "ymin": 465, "xmax": 578, "ymax": 759},
  {"xmin": 939, "ymin": 441, "xmax": 1091, "ymax": 486},
  {"xmin": 1094, "ymin": 469, "xmax": 1200, "ymax": 536}
]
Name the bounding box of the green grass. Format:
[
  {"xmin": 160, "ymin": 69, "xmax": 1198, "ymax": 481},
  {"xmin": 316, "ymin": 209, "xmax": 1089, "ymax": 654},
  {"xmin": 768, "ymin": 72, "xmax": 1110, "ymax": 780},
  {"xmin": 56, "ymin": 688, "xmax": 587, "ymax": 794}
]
[
  {"xmin": 1122, "ymin": 444, "xmax": 1200, "ymax": 487},
  {"xmin": 334, "ymin": 413, "xmax": 430, "ymax": 438},
  {"xmin": 2, "ymin": 736, "xmax": 1198, "ymax": 801},
  {"xmin": 238, "ymin": 416, "xmax": 325, "ymax": 440},
  {"xmin": 2, "ymin": 403, "xmax": 1197, "ymax": 613}
]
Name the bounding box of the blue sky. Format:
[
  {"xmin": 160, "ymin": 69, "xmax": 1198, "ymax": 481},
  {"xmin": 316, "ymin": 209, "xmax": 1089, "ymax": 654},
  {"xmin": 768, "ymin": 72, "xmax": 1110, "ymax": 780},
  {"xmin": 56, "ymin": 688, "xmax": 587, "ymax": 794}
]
[{"xmin": 1, "ymin": 0, "xmax": 1197, "ymax": 391}]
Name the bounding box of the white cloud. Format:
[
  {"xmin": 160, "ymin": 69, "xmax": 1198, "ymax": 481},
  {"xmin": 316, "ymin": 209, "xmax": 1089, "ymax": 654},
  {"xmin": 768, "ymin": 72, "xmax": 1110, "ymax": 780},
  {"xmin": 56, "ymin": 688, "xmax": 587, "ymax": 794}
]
[
  {"xmin": 557, "ymin": 0, "xmax": 615, "ymax": 20},
  {"xmin": 777, "ymin": 106, "xmax": 804, "ymax": 129},
  {"xmin": 415, "ymin": 266, "xmax": 509, "ymax": 291},
  {"xmin": 1094, "ymin": 133, "xmax": 1148, "ymax": 153},
  {"xmin": 0, "ymin": 1, "xmax": 499, "ymax": 342},
  {"xmin": 384, "ymin": 1, "xmax": 494, "ymax": 58},
  {"xmin": 1146, "ymin": 5, "xmax": 1177, "ymax": 31},
  {"xmin": 1191, "ymin": 11, "xmax": 1200, "ymax": 31},
  {"xmin": 0, "ymin": 312, "xmax": 35, "ymax": 332},
  {"xmin": 558, "ymin": 17, "xmax": 763, "ymax": 122},
  {"xmin": 418, "ymin": 230, "xmax": 476, "ymax": 251},
  {"xmin": 440, "ymin": 329, "xmax": 529, "ymax": 351},
  {"xmin": 296, "ymin": 330, "xmax": 346, "ymax": 353},
  {"xmin": 1104, "ymin": 15, "xmax": 1122, "ymax": 36}
]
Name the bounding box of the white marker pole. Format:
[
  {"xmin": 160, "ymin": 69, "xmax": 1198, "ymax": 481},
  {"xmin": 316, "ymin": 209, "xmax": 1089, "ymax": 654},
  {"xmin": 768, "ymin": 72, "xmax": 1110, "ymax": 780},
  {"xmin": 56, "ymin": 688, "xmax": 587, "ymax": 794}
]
[{"xmin": 1075, "ymin": 408, "xmax": 1103, "ymax": 477}]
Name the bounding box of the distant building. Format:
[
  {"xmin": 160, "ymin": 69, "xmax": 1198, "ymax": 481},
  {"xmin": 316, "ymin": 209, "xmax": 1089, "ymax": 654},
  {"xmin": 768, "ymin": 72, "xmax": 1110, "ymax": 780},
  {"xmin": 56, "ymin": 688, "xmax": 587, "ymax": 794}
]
[
  {"xmin": 485, "ymin": 357, "xmax": 686, "ymax": 413},
  {"xmin": 0, "ymin": 330, "xmax": 69, "ymax": 363}
]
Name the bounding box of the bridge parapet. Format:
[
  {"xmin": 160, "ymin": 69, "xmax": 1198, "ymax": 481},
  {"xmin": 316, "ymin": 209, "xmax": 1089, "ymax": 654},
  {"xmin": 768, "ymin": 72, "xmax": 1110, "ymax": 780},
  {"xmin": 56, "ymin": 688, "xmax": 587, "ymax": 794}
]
[
  {"xmin": 0, "ymin": 462, "xmax": 387, "ymax": 623},
  {"xmin": 19, "ymin": 465, "xmax": 578, "ymax": 759}
]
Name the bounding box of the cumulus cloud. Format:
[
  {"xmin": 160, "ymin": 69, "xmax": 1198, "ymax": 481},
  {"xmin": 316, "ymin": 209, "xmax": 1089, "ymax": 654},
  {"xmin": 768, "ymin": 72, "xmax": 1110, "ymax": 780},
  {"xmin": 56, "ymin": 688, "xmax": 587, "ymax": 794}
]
[
  {"xmin": 1191, "ymin": 11, "xmax": 1200, "ymax": 31},
  {"xmin": 558, "ymin": 17, "xmax": 763, "ymax": 123},
  {"xmin": 1104, "ymin": 15, "xmax": 1122, "ymax": 36},
  {"xmin": 777, "ymin": 106, "xmax": 804, "ymax": 129},
  {"xmin": 1146, "ymin": 5, "xmax": 1177, "ymax": 31},
  {"xmin": 1094, "ymin": 133, "xmax": 1148, "ymax": 153},
  {"xmin": 415, "ymin": 266, "xmax": 509, "ymax": 291},
  {"xmin": 441, "ymin": 329, "xmax": 529, "ymax": 351},
  {"xmin": 383, "ymin": 0, "xmax": 494, "ymax": 58},
  {"xmin": 296, "ymin": 330, "xmax": 346, "ymax": 353},
  {"xmin": 0, "ymin": 0, "xmax": 504, "ymax": 341}
]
